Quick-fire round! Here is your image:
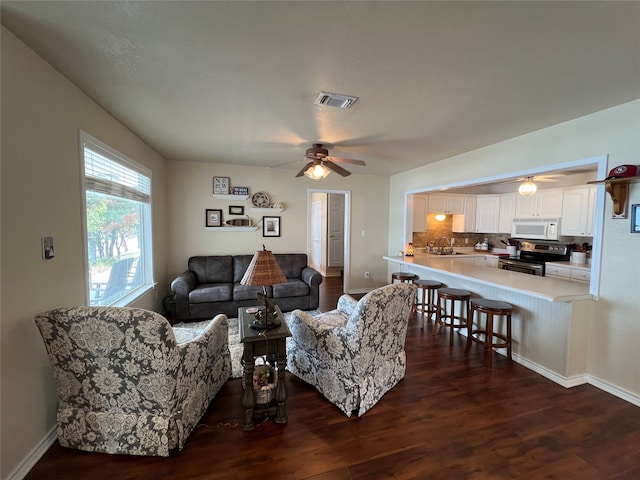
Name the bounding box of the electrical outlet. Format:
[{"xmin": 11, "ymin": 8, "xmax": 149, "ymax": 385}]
[{"xmin": 364, "ymin": 271, "xmax": 370, "ymax": 279}]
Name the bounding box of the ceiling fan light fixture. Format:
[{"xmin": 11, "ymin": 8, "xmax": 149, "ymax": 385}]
[
  {"xmin": 518, "ymin": 178, "xmax": 537, "ymax": 196},
  {"xmin": 304, "ymin": 163, "xmax": 331, "ymax": 180}
]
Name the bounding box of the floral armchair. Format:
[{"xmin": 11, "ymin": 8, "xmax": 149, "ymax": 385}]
[
  {"xmin": 287, "ymin": 283, "xmax": 416, "ymax": 417},
  {"xmin": 34, "ymin": 307, "xmax": 231, "ymax": 456}
]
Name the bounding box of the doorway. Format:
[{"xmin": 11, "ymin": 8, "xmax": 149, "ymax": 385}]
[{"xmin": 307, "ymin": 189, "xmax": 351, "ymax": 294}]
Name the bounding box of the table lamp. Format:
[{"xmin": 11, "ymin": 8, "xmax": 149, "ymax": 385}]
[{"xmin": 240, "ymin": 245, "xmax": 287, "ymax": 330}]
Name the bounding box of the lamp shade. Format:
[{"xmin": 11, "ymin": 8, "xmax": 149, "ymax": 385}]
[
  {"xmin": 303, "ymin": 163, "xmax": 331, "ymax": 180},
  {"xmin": 518, "ymin": 178, "xmax": 537, "ymax": 196},
  {"xmin": 240, "ymin": 247, "xmax": 287, "ymax": 286}
]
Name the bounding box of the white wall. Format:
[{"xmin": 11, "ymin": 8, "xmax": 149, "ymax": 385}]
[
  {"xmin": 165, "ymin": 161, "xmax": 390, "ymax": 292},
  {"xmin": 389, "ymin": 100, "xmax": 640, "ymax": 401},
  {"xmin": 1, "ymin": 27, "xmax": 169, "ymax": 479}
]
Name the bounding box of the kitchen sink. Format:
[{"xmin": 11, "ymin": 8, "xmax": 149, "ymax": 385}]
[{"xmin": 430, "ymin": 251, "xmax": 467, "ymax": 256}]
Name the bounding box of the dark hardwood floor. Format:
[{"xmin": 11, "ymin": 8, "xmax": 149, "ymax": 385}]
[{"xmin": 26, "ymin": 276, "xmax": 640, "ymax": 479}]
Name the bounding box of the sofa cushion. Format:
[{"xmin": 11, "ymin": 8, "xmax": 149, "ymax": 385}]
[
  {"xmin": 233, "ymin": 284, "xmax": 273, "ymax": 301},
  {"xmin": 189, "ymin": 283, "xmax": 233, "ymax": 303},
  {"xmin": 275, "ymin": 254, "xmax": 307, "ymax": 279},
  {"xmin": 273, "ymin": 279, "xmax": 309, "ymax": 298},
  {"xmin": 188, "ymin": 256, "xmax": 234, "ymax": 284}
]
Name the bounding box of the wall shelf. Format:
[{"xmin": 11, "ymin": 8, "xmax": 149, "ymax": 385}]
[
  {"xmin": 250, "ymin": 207, "xmax": 284, "ymax": 213},
  {"xmin": 212, "ymin": 194, "xmax": 249, "ymax": 200},
  {"xmin": 204, "ymin": 226, "xmax": 258, "ymax": 232}
]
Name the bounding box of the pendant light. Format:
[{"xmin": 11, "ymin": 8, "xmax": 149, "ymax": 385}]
[{"xmin": 518, "ymin": 177, "xmax": 537, "ymax": 196}]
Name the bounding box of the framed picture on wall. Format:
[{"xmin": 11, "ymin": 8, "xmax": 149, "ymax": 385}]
[
  {"xmin": 213, "ymin": 177, "xmax": 230, "ymax": 194},
  {"xmin": 206, "ymin": 209, "xmax": 223, "ymax": 227},
  {"xmin": 632, "ymin": 204, "xmax": 640, "ymax": 233},
  {"xmin": 229, "ymin": 205, "xmax": 244, "ymax": 215},
  {"xmin": 262, "ymin": 216, "xmax": 281, "ymax": 237}
]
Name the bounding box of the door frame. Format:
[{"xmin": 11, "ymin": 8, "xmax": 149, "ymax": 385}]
[{"xmin": 307, "ymin": 189, "xmax": 351, "ymax": 294}]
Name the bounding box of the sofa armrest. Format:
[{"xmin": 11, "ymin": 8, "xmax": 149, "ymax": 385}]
[
  {"xmin": 301, "ymin": 266, "xmax": 322, "ymax": 287},
  {"xmin": 171, "ymin": 270, "xmax": 197, "ymax": 320},
  {"xmin": 171, "ymin": 270, "xmax": 197, "ymax": 294}
]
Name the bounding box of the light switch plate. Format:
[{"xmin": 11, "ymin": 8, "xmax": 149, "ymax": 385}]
[{"xmin": 42, "ymin": 236, "xmax": 54, "ymax": 260}]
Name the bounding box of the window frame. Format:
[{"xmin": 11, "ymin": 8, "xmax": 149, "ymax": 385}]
[{"xmin": 79, "ymin": 130, "xmax": 154, "ymax": 307}]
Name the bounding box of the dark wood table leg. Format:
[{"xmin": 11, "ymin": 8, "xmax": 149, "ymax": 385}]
[
  {"xmin": 241, "ymin": 344, "xmax": 256, "ymax": 431},
  {"xmin": 274, "ymin": 337, "xmax": 288, "ymax": 424}
]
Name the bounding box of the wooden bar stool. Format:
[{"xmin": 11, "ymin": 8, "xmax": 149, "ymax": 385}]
[
  {"xmin": 414, "ymin": 279, "xmax": 443, "ymax": 329},
  {"xmin": 465, "ymin": 298, "xmax": 513, "ymax": 369},
  {"xmin": 390, "ymin": 272, "xmax": 418, "ymax": 284},
  {"xmin": 433, "ymin": 288, "xmax": 471, "ymax": 346}
]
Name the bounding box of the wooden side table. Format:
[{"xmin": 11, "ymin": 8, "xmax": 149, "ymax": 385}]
[{"xmin": 239, "ymin": 305, "xmax": 290, "ymax": 431}]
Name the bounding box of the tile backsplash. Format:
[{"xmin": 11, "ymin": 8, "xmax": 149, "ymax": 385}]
[{"xmin": 412, "ymin": 214, "xmax": 592, "ymax": 253}]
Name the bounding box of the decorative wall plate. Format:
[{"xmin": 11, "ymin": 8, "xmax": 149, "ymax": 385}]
[{"xmin": 251, "ymin": 191, "xmax": 270, "ymax": 208}]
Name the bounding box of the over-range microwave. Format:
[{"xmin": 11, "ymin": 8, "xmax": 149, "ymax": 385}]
[{"xmin": 511, "ymin": 218, "xmax": 560, "ymax": 241}]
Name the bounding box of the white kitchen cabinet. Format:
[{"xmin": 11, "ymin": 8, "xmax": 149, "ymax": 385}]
[
  {"xmin": 412, "ymin": 195, "xmax": 428, "ymax": 232},
  {"xmin": 515, "ymin": 188, "xmax": 563, "ymax": 218},
  {"xmin": 561, "ymin": 186, "xmax": 596, "ymax": 236},
  {"xmin": 498, "ymin": 192, "xmax": 516, "ymax": 233},
  {"xmin": 485, "ymin": 256, "xmax": 499, "ymax": 268},
  {"xmin": 546, "ymin": 262, "xmax": 591, "ymax": 283},
  {"xmin": 452, "ymin": 195, "xmax": 477, "ymax": 233},
  {"xmin": 545, "ymin": 264, "xmax": 571, "ymax": 280},
  {"xmin": 428, "ymin": 194, "xmax": 465, "ymax": 214},
  {"xmin": 475, "ymin": 195, "xmax": 500, "ymax": 233}
]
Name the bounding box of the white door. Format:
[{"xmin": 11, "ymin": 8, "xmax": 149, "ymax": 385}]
[
  {"xmin": 310, "ymin": 198, "xmax": 324, "ymax": 272},
  {"xmin": 328, "ymin": 194, "xmax": 345, "ymax": 268}
]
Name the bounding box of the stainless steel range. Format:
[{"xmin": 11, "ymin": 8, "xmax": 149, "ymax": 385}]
[{"xmin": 498, "ymin": 241, "xmax": 570, "ymax": 276}]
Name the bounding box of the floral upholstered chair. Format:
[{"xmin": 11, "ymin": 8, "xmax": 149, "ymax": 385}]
[
  {"xmin": 287, "ymin": 282, "xmax": 416, "ymax": 417},
  {"xmin": 35, "ymin": 307, "xmax": 231, "ymax": 456}
]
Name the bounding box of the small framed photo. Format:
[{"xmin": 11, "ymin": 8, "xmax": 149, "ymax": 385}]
[
  {"xmin": 213, "ymin": 177, "xmax": 230, "ymax": 194},
  {"xmin": 262, "ymin": 216, "xmax": 281, "ymax": 237},
  {"xmin": 233, "ymin": 186, "xmax": 249, "ymax": 196},
  {"xmin": 632, "ymin": 204, "xmax": 640, "ymax": 233},
  {"xmin": 205, "ymin": 209, "xmax": 223, "ymax": 227},
  {"xmin": 229, "ymin": 205, "xmax": 244, "ymax": 215}
]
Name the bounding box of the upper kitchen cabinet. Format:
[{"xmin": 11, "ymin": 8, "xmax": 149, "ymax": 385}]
[
  {"xmin": 452, "ymin": 195, "xmax": 477, "ymax": 233},
  {"xmin": 498, "ymin": 192, "xmax": 517, "ymax": 233},
  {"xmin": 514, "ymin": 188, "xmax": 563, "ymax": 218},
  {"xmin": 428, "ymin": 194, "xmax": 465, "ymax": 214},
  {"xmin": 475, "ymin": 195, "xmax": 500, "ymax": 233},
  {"xmin": 561, "ymin": 186, "xmax": 597, "ymax": 236},
  {"xmin": 412, "ymin": 195, "xmax": 428, "ymax": 232}
]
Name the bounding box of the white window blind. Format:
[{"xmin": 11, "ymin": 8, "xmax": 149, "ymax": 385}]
[{"xmin": 84, "ymin": 146, "xmax": 151, "ymax": 203}]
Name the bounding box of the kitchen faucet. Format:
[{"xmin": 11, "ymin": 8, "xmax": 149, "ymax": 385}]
[{"xmin": 437, "ymin": 237, "xmax": 452, "ymax": 254}]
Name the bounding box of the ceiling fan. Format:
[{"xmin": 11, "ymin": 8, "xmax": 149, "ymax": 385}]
[
  {"xmin": 506, "ymin": 174, "xmax": 565, "ymax": 196},
  {"xmin": 295, "ymin": 143, "xmax": 366, "ymax": 179}
]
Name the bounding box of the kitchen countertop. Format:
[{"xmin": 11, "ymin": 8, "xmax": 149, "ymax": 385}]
[{"xmin": 384, "ymin": 253, "xmax": 593, "ymax": 302}]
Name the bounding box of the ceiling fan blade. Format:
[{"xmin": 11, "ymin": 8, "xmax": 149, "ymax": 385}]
[
  {"xmin": 324, "ymin": 161, "xmax": 351, "ymax": 177},
  {"xmin": 296, "ymin": 161, "xmax": 316, "ymax": 177},
  {"xmin": 326, "ymin": 156, "xmax": 366, "ymax": 166}
]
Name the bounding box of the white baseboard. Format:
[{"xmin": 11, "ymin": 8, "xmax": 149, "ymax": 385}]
[{"xmin": 7, "ymin": 427, "xmax": 57, "ymax": 480}]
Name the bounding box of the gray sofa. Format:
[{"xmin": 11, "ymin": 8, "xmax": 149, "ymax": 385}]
[{"xmin": 171, "ymin": 254, "xmax": 322, "ymax": 321}]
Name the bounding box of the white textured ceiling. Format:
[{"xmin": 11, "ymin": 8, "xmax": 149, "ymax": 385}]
[{"xmin": 2, "ymin": 1, "xmax": 639, "ymax": 177}]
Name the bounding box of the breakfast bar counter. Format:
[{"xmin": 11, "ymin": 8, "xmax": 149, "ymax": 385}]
[
  {"xmin": 384, "ymin": 253, "xmax": 596, "ymax": 389},
  {"xmin": 384, "ymin": 253, "xmax": 592, "ymax": 302}
]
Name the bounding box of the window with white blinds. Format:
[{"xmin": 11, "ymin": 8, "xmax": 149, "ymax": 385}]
[{"xmin": 81, "ymin": 131, "xmax": 153, "ymax": 307}]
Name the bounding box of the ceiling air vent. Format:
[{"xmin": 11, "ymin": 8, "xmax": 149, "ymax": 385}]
[{"xmin": 314, "ymin": 91, "xmax": 358, "ymax": 109}]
